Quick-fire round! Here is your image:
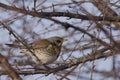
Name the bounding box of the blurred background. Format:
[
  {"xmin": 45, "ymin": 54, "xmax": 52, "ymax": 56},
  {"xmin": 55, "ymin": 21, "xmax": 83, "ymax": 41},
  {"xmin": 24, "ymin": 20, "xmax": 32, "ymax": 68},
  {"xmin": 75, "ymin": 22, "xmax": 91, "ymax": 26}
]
[{"xmin": 0, "ymin": 0, "xmax": 120, "ymax": 80}]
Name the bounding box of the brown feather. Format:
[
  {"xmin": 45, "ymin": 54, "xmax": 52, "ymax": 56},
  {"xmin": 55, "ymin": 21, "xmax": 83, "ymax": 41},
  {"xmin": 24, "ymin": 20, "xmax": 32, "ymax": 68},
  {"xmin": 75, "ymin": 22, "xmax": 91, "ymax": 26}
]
[
  {"xmin": 31, "ymin": 39, "xmax": 51, "ymax": 49},
  {"xmin": 6, "ymin": 39, "xmax": 51, "ymax": 49},
  {"xmin": 5, "ymin": 44, "xmax": 21, "ymax": 48},
  {"xmin": 6, "ymin": 36, "xmax": 66, "ymax": 64}
]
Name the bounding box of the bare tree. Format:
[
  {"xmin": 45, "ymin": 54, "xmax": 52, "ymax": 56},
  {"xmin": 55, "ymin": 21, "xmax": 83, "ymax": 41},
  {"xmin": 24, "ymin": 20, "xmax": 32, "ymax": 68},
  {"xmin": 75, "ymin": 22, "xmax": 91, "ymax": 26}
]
[{"xmin": 0, "ymin": 0, "xmax": 120, "ymax": 80}]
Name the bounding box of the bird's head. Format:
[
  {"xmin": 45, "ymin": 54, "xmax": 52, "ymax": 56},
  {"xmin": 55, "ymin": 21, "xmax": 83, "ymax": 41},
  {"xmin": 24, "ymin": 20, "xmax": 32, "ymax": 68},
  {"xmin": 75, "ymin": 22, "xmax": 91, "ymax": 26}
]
[{"xmin": 47, "ymin": 36, "xmax": 67, "ymax": 47}]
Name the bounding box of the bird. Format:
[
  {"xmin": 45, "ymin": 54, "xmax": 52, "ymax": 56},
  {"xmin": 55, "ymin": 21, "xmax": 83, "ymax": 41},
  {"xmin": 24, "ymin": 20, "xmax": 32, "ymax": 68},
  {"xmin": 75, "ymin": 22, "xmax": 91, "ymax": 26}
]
[{"xmin": 6, "ymin": 36, "xmax": 67, "ymax": 65}]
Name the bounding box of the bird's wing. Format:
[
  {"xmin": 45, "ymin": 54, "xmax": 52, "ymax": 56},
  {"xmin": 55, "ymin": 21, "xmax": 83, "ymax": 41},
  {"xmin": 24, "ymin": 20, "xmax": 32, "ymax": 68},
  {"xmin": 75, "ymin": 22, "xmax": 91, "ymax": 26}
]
[
  {"xmin": 6, "ymin": 39, "xmax": 51, "ymax": 49},
  {"xmin": 23, "ymin": 39, "xmax": 51, "ymax": 49}
]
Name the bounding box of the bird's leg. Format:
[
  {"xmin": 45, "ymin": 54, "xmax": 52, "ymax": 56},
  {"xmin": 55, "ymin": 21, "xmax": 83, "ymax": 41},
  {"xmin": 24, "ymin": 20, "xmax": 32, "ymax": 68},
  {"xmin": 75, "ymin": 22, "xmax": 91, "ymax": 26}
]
[
  {"xmin": 43, "ymin": 65, "xmax": 52, "ymax": 70},
  {"xmin": 34, "ymin": 64, "xmax": 45, "ymax": 71},
  {"xmin": 34, "ymin": 64, "xmax": 52, "ymax": 71}
]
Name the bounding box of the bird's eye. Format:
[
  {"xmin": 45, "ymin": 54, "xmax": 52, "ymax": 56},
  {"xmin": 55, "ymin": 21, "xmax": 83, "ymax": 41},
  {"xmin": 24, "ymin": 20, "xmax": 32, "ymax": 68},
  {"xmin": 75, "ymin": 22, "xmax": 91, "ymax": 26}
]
[{"xmin": 56, "ymin": 40, "xmax": 61, "ymax": 43}]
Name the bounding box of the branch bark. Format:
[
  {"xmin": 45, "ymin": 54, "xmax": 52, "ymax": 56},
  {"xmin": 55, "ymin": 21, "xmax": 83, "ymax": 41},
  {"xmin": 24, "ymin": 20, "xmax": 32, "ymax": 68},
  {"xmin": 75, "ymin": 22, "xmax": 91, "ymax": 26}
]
[
  {"xmin": 0, "ymin": 54, "xmax": 22, "ymax": 80},
  {"xmin": 0, "ymin": 3, "xmax": 120, "ymax": 22}
]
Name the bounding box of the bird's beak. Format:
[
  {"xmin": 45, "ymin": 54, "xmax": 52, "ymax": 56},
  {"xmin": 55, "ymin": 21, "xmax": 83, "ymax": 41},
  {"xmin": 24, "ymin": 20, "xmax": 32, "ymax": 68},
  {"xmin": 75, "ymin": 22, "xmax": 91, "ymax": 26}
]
[{"xmin": 63, "ymin": 39, "xmax": 67, "ymax": 42}]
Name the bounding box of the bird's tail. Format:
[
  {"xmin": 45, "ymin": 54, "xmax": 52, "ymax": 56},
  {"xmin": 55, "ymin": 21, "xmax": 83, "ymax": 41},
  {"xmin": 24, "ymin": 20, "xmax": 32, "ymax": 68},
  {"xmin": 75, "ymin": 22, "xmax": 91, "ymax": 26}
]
[{"xmin": 5, "ymin": 44, "xmax": 20, "ymax": 48}]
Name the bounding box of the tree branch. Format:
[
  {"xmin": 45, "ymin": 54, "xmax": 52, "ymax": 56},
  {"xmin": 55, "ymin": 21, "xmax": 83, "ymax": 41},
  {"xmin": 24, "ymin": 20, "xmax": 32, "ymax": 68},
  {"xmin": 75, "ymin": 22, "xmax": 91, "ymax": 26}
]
[
  {"xmin": 0, "ymin": 3, "xmax": 120, "ymax": 22},
  {"xmin": 0, "ymin": 54, "xmax": 22, "ymax": 80}
]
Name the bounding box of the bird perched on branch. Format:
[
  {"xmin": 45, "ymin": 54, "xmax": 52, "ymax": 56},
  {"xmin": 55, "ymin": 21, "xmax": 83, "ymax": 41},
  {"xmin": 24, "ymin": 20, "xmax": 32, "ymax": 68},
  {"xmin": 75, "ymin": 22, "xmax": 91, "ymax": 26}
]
[{"xmin": 6, "ymin": 36, "xmax": 67, "ymax": 65}]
